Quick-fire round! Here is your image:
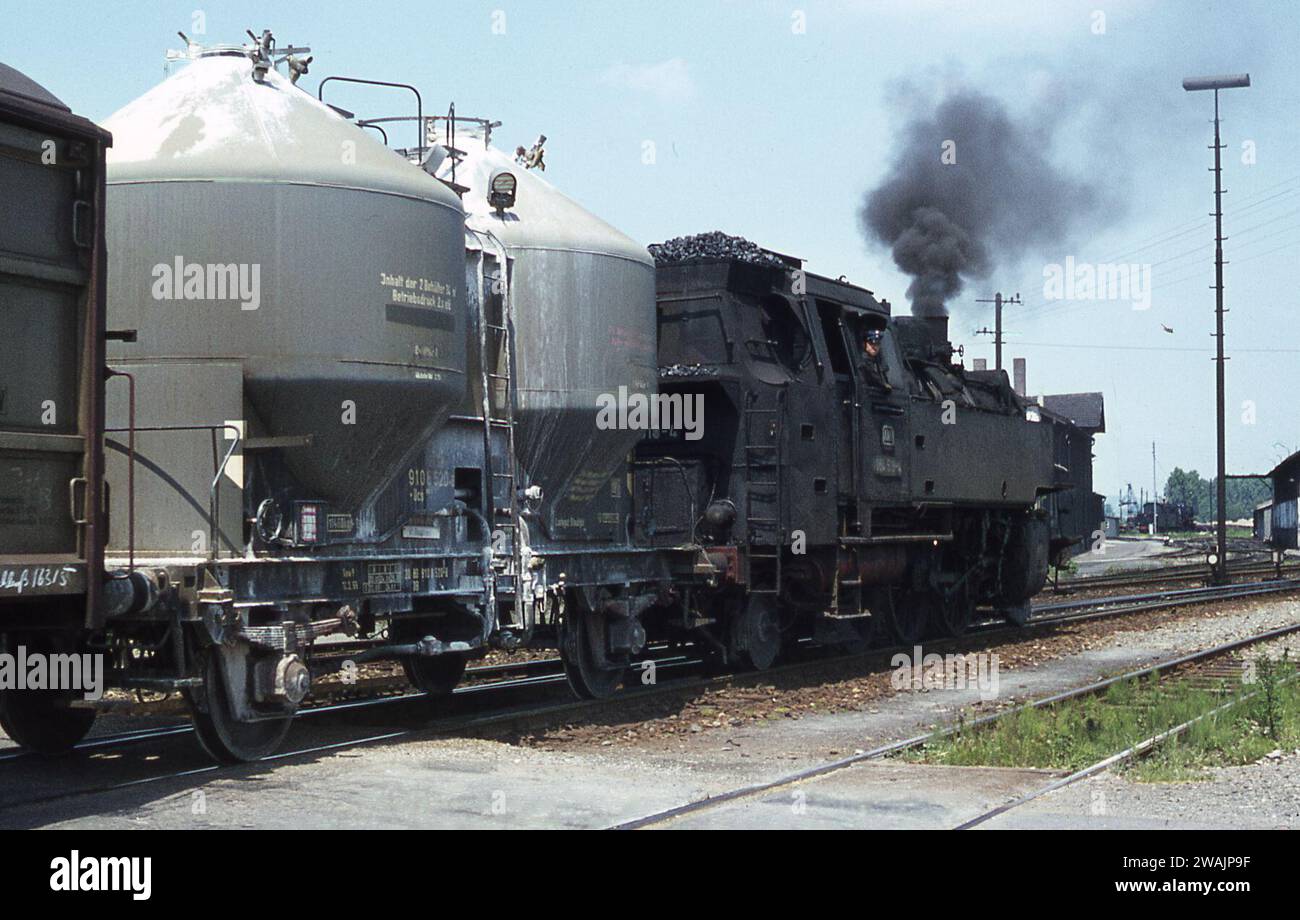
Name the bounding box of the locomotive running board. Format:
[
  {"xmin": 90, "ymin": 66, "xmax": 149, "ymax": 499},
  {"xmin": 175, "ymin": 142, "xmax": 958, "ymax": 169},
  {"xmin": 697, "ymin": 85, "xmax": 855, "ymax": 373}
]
[
  {"xmin": 839, "ymin": 534, "xmax": 953, "ymax": 544},
  {"xmin": 821, "ymin": 609, "xmax": 873, "ymax": 621}
]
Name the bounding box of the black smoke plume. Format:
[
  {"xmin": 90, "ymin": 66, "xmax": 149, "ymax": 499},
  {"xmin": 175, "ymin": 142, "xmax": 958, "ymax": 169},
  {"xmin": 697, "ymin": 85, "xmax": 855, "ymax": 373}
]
[{"xmin": 862, "ymin": 88, "xmax": 1098, "ymax": 316}]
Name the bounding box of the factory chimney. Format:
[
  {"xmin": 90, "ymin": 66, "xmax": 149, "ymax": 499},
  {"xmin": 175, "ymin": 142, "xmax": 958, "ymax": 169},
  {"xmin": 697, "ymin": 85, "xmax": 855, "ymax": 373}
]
[{"xmin": 1013, "ymin": 358, "xmax": 1027, "ymax": 397}]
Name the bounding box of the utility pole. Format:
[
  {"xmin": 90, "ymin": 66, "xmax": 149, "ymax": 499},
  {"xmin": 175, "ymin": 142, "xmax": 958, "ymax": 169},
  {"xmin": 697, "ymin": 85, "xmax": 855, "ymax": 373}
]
[
  {"xmin": 1183, "ymin": 73, "xmax": 1250, "ymax": 584},
  {"xmin": 1152, "ymin": 442, "xmax": 1158, "ymax": 536},
  {"xmin": 975, "ymin": 292, "xmax": 1021, "ymax": 371}
]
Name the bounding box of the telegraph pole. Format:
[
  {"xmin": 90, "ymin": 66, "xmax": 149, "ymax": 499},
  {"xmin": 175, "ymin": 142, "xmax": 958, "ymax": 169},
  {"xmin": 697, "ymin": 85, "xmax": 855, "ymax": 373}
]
[
  {"xmin": 1183, "ymin": 73, "xmax": 1250, "ymax": 584},
  {"xmin": 1151, "ymin": 442, "xmax": 1158, "ymax": 536},
  {"xmin": 975, "ymin": 292, "xmax": 1021, "ymax": 371}
]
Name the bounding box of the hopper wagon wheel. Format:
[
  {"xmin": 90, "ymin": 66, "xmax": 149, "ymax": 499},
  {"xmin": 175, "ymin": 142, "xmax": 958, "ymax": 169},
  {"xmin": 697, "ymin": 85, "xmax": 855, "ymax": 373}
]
[
  {"xmin": 934, "ymin": 586, "xmax": 975, "ymax": 638},
  {"xmin": 402, "ymin": 654, "xmax": 468, "ymax": 697},
  {"xmin": 0, "ymin": 634, "xmax": 96, "ymax": 755},
  {"xmin": 729, "ymin": 593, "xmax": 781, "ymax": 671},
  {"xmin": 889, "ymin": 590, "xmax": 932, "ymax": 645},
  {"xmin": 185, "ymin": 649, "xmax": 294, "ymax": 764},
  {"xmin": 560, "ymin": 604, "xmax": 625, "ymax": 700}
]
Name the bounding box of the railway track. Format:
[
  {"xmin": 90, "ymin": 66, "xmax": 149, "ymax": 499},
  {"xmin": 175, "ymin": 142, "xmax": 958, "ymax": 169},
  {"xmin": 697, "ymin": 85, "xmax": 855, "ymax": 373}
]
[
  {"xmin": 1, "ymin": 576, "xmax": 1297, "ymax": 822},
  {"xmin": 610, "ymin": 617, "xmax": 1300, "ymax": 830},
  {"xmin": 953, "ymin": 640, "xmax": 1299, "ymax": 829},
  {"xmin": 1051, "ymin": 559, "xmax": 1298, "ymax": 594},
  {"xmin": 3, "ymin": 576, "xmax": 1297, "ymax": 766}
]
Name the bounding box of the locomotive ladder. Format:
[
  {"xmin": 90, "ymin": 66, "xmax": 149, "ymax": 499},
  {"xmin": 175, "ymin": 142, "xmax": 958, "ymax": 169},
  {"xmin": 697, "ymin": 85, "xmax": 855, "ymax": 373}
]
[
  {"xmin": 828, "ymin": 548, "xmax": 868, "ymax": 620},
  {"xmin": 474, "ymin": 238, "xmax": 524, "ymax": 631},
  {"xmin": 743, "ymin": 388, "xmax": 786, "ymax": 596}
]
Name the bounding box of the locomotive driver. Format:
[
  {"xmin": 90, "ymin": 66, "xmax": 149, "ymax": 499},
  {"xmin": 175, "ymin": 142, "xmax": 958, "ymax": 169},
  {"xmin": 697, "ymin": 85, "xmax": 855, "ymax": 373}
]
[{"xmin": 862, "ymin": 328, "xmax": 892, "ymax": 391}]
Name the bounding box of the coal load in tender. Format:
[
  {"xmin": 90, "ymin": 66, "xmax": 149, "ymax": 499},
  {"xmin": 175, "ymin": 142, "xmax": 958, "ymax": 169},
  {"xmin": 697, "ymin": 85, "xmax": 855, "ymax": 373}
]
[{"xmin": 649, "ymin": 231, "xmax": 790, "ymax": 269}]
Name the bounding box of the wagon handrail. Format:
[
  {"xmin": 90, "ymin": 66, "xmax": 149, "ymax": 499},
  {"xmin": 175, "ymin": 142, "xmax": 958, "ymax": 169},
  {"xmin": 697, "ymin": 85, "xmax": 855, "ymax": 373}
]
[
  {"xmin": 102, "ymin": 421, "xmax": 243, "ymax": 562},
  {"xmin": 318, "ymin": 75, "xmax": 423, "ymax": 156}
]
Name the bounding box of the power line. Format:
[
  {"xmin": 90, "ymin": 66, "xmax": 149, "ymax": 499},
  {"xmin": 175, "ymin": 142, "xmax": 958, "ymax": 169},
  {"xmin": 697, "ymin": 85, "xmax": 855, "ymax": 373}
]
[
  {"xmin": 1019, "ymin": 215, "xmax": 1300, "ymax": 320},
  {"xmin": 1011, "ymin": 179, "xmax": 1300, "ymax": 322},
  {"xmin": 1006, "ymin": 341, "xmax": 1300, "ymax": 353},
  {"xmin": 1015, "ymin": 221, "xmax": 1300, "ymax": 324},
  {"xmin": 1088, "ymin": 174, "xmax": 1300, "ymax": 262}
]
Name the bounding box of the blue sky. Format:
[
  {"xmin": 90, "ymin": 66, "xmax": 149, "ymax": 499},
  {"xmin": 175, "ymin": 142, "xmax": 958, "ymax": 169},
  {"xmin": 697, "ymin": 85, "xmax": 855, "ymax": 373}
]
[{"xmin": 4, "ymin": 0, "xmax": 1297, "ymax": 512}]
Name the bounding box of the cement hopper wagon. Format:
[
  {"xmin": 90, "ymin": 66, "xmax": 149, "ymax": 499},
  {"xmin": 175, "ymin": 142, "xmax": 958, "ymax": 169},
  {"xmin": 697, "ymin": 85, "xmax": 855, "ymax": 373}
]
[{"xmin": 97, "ymin": 42, "xmax": 482, "ymax": 762}]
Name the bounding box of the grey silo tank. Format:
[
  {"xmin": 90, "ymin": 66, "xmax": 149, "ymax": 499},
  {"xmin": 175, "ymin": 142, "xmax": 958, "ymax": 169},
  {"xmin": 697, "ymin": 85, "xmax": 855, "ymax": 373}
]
[
  {"xmin": 440, "ymin": 129, "xmax": 656, "ymax": 539},
  {"xmin": 102, "ymin": 50, "xmax": 469, "ymax": 536}
]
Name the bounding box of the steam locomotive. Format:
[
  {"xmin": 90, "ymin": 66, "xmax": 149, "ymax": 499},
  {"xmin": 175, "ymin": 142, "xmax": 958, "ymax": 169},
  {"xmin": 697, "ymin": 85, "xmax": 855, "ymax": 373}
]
[
  {"xmin": 0, "ymin": 37, "xmax": 1064, "ymax": 763},
  {"xmin": 1129, "ymin": 501, "xmax": 1197, "ymax": 533}
]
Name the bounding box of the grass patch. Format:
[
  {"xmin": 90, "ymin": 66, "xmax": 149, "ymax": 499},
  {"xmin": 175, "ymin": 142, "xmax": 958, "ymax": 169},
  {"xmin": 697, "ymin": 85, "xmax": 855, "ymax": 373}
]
[
  {"xmin": 909, "ymin": 653, "xmax": 1298, "ymax": 782},
  {"xmin": 1149, "ymin": 527, "xmax": 1254, "ymax": 540},
  {"xmin": 1052, "ymin": 558, "xmax": 1079, "ymax": 578}
]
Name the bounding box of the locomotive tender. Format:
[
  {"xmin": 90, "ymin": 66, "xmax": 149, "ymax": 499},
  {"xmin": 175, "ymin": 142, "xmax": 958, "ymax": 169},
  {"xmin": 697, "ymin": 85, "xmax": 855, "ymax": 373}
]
[{"xmin": 0, "ymin": 37, "xmax": 1063, "ymax": 762}]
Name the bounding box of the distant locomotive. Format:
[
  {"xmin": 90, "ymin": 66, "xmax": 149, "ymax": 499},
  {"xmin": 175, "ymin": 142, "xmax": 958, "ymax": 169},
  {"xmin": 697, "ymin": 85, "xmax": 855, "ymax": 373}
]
[
  {"xmin": 0, "ymin": 37, "xmax": 1076, "ymax": 762},
  {"xmin": 1129, "ymin": 501, "xmax": 1196, "ymax": 533}
]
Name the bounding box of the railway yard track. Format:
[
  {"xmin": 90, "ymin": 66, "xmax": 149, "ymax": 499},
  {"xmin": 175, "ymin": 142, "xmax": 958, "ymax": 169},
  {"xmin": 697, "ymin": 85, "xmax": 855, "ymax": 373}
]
[
  {"xmin": 612, "ymin": 617, "xmax": 1300, "ymax": 831},
  {"xmin": 2, "ymin": 575, "xmax": 1298, "ymax": 823},
  {"xmin": 1052, "ymin": 559, "xmax": 1299, "ymax": 594},
  {"xmin": 3, "ymin": 575, "xmax": 1296, "ymax": 764}
]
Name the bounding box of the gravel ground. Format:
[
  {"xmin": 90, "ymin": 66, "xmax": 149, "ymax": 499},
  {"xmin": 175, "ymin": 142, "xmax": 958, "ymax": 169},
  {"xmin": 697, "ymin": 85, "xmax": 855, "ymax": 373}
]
[
  {"xmin": 990, "ymin": 751, "xmax": 1300, "ymax": 829},
  {"xmin": 510, "ymin": 594, "xmax": 1300, "ymax": 753}
]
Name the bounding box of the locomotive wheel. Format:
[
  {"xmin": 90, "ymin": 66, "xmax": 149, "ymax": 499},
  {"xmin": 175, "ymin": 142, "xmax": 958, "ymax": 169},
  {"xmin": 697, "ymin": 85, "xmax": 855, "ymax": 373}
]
[
  {"xmin": 402, "ymin": 654, "xmax": 467, "ymax": 696},
  {"xmin": 187, "ymin": 650, "xmax": 294, "ymax": 764},
  {"xmin": 730, "ymin": 594, "xmax": 781, "ymax": 671},
  {"xmin": 889, "ymin": 591, "xmax": 932, "ymax": 645},
  {"xmin": 934, "ymin": 588, "xmax": 975, "ymax": 638},
  {"xmin": 0, "ymin": 634, "xmax": 96, "ymax": 755},
  {"xmin": 560, "ymin": 610, "xmax": 625, "ymax": 700}
]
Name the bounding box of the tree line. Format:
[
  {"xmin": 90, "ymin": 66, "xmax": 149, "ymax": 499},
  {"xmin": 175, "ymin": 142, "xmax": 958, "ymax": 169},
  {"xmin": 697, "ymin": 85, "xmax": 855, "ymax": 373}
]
[{"xmin": 1163, "ymin": 467, "xmax": 1272, "ymax": 523}]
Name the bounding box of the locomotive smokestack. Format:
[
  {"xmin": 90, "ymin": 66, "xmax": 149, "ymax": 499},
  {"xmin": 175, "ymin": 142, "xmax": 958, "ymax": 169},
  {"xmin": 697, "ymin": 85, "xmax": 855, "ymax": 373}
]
[
  {"xmin": 924, "ymin": 316, "xmax": 949, "ymax": 349},
  {"xmin": 860, "ymin": 87, "xmax": 1100, "ymax": 317},
  {"xmin": 1013, "ymin": 357, "xmax": 1027, "ymax": 397}
]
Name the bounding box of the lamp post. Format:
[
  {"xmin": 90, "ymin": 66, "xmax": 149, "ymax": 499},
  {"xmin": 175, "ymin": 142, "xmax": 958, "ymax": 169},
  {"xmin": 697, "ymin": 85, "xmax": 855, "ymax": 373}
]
[{"xmin": 1182, "ymin": 73, "xmax": 1249, "ymax": 584}]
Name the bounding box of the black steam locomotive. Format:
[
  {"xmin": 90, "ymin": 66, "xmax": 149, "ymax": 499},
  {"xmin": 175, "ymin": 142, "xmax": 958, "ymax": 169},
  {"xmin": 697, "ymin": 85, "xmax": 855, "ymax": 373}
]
[
  {"xmin": 1129, "ymin": 501, "xmax": 1196, "ymax": 533},
  {"xmin": 0, "ymin": 50, "xmax": 1067, "ymax": 763},
  {"xmin": 632, "ymin": 250, "xmax": 1055, "ymax": 671}
]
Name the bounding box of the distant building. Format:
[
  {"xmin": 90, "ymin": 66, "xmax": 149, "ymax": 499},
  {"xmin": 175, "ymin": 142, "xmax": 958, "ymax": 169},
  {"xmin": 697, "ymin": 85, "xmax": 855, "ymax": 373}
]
[
  {"xmin": 1257, "ymin": 451, "xmax": 1299, "ymax": 549},
  {"xmin": 1040, "ymin": 393, "xmax": 1106, "ymax": 433}
]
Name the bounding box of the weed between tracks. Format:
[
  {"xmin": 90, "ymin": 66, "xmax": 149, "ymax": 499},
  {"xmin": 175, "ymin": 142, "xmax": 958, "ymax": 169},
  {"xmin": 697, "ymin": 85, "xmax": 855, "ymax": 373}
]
[{"xmin": 906, "ymin": 652, "xmax": 1299, "ymax": 782}]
